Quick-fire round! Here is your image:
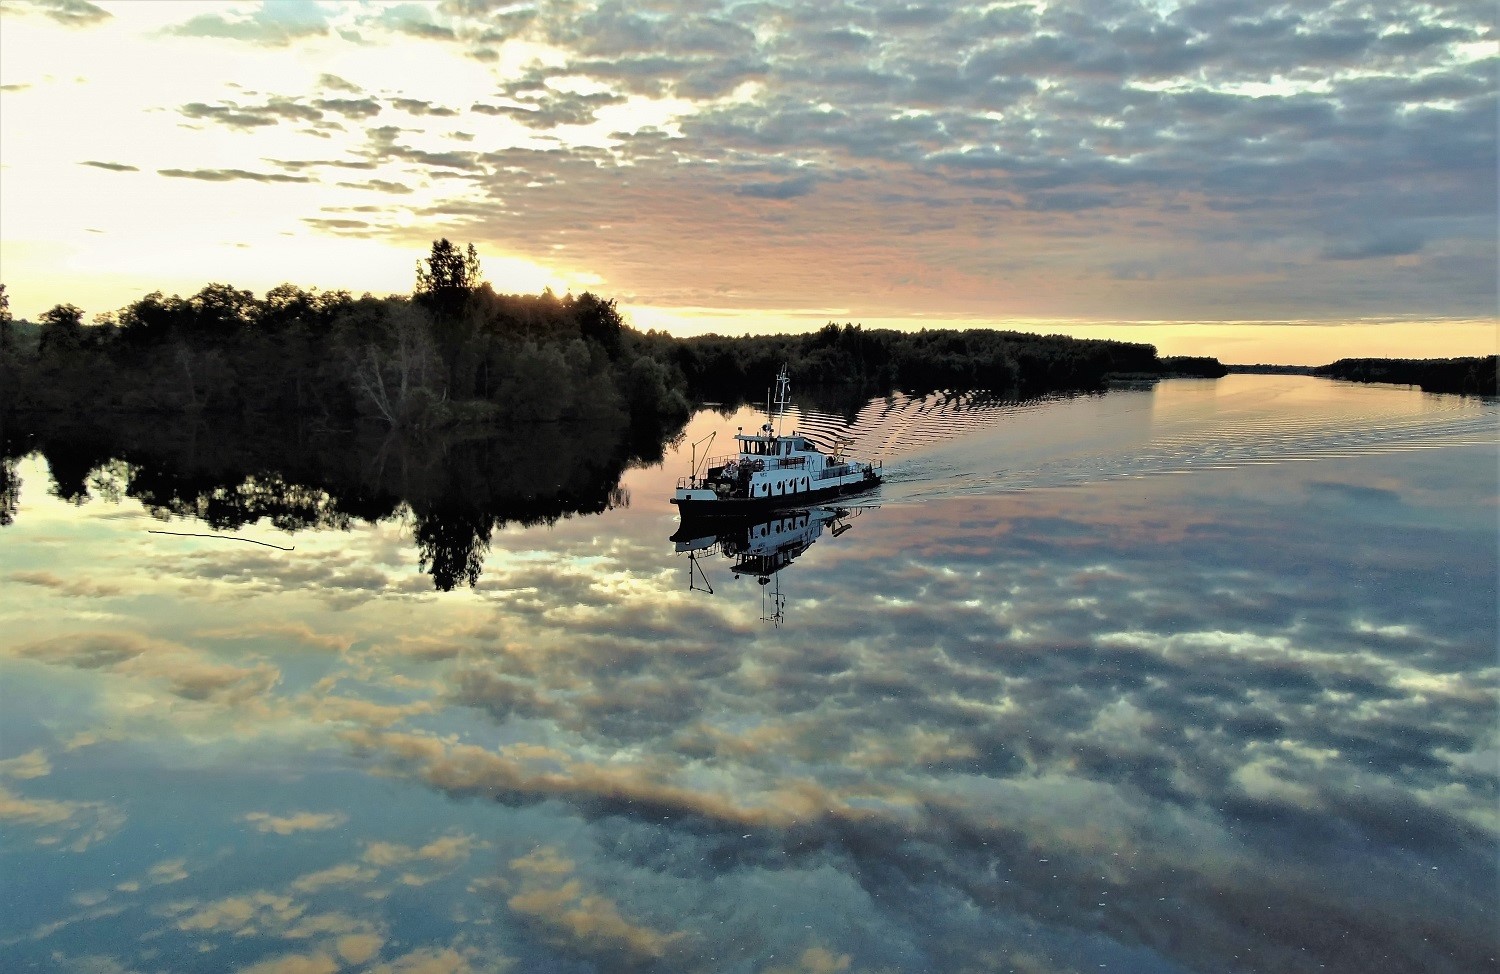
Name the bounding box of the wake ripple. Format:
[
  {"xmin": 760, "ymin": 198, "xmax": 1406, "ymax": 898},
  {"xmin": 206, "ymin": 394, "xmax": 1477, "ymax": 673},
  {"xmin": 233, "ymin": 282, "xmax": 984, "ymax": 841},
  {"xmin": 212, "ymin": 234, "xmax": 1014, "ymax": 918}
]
[{"xmin": 775, "ymin": 378, "xmax": 1497, "ymax": 501}]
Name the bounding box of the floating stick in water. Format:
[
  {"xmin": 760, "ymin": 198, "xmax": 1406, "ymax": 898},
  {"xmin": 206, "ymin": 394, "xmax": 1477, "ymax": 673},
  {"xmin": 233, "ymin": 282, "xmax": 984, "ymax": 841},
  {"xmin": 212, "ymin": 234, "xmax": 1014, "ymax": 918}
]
[{"xmin": 147, "ymin": 530, "xmax": 294, "ymax": 551}]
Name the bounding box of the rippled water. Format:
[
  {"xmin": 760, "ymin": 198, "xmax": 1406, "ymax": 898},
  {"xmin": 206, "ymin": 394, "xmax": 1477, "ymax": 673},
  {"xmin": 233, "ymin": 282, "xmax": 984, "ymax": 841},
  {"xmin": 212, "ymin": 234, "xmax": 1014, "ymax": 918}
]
[
  {"xmin": 790, "ymin": 374, "xmax": 1497, "ymax": 495},
  {"xmin": 1, "ymin": 376, "xmax": 1495, "ymax": 974}
]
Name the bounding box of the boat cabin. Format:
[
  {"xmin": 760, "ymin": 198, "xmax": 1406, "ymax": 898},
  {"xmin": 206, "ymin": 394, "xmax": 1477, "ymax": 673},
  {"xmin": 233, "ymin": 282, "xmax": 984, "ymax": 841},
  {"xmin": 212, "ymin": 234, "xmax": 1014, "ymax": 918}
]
[{"xmin": 672, "ymin": 365, "xmax": 880, "ymax": 512}]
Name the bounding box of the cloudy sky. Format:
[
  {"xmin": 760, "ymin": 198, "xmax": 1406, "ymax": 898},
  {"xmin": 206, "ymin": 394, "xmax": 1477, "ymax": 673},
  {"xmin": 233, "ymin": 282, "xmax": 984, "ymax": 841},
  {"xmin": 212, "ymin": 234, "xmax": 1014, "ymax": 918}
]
[{"xmin": 0, "ymin": 0, "xmax": 1495, "ymax": 361}]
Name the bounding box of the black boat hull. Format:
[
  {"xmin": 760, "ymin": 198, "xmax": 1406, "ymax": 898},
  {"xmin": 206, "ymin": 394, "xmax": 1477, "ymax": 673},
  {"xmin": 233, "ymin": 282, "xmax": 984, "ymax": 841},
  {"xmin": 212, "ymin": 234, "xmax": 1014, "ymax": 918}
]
[{"xmin": 672, "ymin": 474, "xmax": 881, "ymax": 520}]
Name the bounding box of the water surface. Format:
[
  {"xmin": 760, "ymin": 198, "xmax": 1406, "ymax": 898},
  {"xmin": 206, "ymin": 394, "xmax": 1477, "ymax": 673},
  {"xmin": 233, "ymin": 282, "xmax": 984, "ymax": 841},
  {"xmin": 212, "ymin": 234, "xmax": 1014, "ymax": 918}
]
[{"xmin": 1, "ymin": 376, "xmax": 1494, "ymax": 974}]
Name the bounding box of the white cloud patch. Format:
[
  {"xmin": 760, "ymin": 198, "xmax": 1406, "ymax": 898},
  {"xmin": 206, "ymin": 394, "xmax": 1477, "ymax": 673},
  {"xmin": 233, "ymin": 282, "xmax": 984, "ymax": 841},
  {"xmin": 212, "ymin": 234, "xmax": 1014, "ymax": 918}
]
[{"xmin": 244, "ymin": 810, "xmax": 349, "ymax": 835}]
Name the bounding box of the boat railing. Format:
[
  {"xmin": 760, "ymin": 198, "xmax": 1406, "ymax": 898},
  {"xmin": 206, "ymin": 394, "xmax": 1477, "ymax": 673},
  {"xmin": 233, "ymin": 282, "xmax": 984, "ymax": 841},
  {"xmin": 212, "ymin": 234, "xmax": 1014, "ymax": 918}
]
[
  {"xmin": 815, "ymin": 463, "xmax": 854, "ymax": 481},
  {"xmin": 708, "ymin": 454, "xmax": 810, "ymax": 473},
  {"xmin": 704, "ymin": 454, "xmax": 740, "ymax": 471}
]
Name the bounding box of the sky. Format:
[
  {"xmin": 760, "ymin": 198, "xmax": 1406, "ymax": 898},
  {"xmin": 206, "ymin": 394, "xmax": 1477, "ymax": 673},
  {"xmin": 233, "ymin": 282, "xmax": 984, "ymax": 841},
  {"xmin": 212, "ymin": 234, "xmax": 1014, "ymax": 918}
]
[{"xmin": 0, "ymin": 0, "xmax": 1495, "ymax": 363}]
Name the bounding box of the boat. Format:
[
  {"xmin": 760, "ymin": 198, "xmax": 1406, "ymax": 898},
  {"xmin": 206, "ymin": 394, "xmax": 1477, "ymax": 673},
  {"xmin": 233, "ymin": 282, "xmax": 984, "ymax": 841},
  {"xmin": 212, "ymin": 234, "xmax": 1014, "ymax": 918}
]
[{"xmin": 671, "ymin": 366, "xmax": 882, "ymax": 519}]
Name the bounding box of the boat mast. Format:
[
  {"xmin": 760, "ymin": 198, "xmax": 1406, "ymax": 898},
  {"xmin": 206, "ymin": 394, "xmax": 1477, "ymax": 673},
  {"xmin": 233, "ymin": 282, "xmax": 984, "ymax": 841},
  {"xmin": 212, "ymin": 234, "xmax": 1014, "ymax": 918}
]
[{"xmin": 771, "ymin": 365, "xmax": 791, "ymax": 437}]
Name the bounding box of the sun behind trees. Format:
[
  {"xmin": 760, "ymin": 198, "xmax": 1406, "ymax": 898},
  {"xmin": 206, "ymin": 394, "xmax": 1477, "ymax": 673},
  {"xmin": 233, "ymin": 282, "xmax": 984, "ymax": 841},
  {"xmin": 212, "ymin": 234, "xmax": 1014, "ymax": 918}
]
[
  {"xmin": 0, "ymin": 240, "xmax": 693, "ymax": 435},
  {"xmin": 0, "ymin": 239, "xmax": 1225, "ymax": 432}
]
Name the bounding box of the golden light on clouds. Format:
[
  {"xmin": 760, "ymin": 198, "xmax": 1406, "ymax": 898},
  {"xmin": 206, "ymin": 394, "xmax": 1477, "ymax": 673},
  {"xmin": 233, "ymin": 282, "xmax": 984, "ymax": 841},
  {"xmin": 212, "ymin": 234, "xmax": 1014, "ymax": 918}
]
[{"xmin": 0, "ymin": 0, "xmax": 1494, "ymax": 360}]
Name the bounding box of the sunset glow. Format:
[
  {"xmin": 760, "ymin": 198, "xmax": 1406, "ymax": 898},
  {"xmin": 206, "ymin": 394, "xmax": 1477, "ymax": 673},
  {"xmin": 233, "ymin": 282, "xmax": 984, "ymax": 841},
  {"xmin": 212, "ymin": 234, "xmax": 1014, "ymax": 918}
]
[{"xmin": 1, "ymin": 0, "xmax": 1495, "ymax": 363}]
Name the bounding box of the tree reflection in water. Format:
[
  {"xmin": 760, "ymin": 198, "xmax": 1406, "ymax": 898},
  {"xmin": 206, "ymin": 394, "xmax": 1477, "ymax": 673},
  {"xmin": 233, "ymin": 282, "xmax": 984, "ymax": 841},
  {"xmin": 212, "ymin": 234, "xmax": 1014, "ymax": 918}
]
[{"xmin": 0, "ymin": 411, "xmax": 678, "ymax": 591}]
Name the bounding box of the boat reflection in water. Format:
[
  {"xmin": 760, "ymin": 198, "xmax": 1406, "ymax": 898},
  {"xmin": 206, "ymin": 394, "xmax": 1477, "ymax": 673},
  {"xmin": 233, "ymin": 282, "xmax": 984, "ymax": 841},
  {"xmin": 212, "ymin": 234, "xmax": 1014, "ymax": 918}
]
[{"xmin": 671, "ymin": 505, "xmax": 871, "ymax": 624}]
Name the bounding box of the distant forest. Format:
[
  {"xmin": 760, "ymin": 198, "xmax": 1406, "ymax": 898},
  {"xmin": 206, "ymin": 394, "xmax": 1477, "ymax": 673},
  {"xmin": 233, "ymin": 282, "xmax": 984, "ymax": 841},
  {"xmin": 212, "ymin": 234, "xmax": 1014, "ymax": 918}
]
[
  {"xmin": 1312, "ymin": 357, "xmax": 1497, "ymax": 396},
  {"xmin": 0, "ymin": 241, "xmax": 1221, "ymax": 432}
]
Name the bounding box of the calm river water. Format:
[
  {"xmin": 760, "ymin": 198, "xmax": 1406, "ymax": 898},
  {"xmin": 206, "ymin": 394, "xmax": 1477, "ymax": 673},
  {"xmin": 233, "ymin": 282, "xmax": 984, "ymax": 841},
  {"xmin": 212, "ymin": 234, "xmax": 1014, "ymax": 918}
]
[{"xmin": 1, "ymin": 375, "xmax": 1495, "ymax": 974}]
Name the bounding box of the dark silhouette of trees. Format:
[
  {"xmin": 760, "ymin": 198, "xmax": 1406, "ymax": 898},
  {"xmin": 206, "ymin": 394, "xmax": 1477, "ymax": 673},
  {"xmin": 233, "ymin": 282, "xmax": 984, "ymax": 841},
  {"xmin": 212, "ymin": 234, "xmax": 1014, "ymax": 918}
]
[
  {"xmin": 1159, "ymin": 356, "xmax": 1229, "ymax": 378},
  {"xmin": 665, "ymin": 323, "xmax": 1172, "ymax": 404},
  {"xmin": 0, "ymin": 241, "xmax": 1223, "ymax": 435},
  {"xmin": 37, "ymin": 304, "xmax": 86, "ymax": 359},
  {"xmin": 414, "ymin": 238, "xmax": 482, "ymax": 319},
  {"xmin": 415, "ymin": 239, "xmax": 484, "ymax": 398},
  {"xmin": 1313, "ymin": 357, "xmax": 1497, "ymax": 396},
  {"xmin": 574, "ymin": 291, "xmax": 624, "ymax": 358}
]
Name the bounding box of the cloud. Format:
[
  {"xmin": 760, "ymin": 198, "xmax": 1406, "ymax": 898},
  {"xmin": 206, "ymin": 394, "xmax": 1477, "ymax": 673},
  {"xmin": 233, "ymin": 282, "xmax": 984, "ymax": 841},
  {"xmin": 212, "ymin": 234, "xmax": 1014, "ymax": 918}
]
[
  {"xmin": 14, "ymin": 630, "xmax": 281, "ymax": 705},
  {"xmin": 15, "ymin": 631, "xmax": 156, "ymax": 668},
  {"xmin": 336, "ymin": 178, "xmax": 414, "ymax": 194},
  {"xmin": 243, "ymin": 811, "xmax": 349, "ymax": 835},
  {"xmin": 505, "ymin": 847, "xmax": 686, "ymax": 964},
  {"xmin": 0, "ymin": 782, "xmax": 123, "ymax": 851},
  {"xmin": 78, "ymin": 161, "xmax": 139, "ymax": 173},
  {"xmin": 389, "ymin": 97, "xmax": 458, "ymax": 117},
  {"xmin": 121, "ymin": 654, "xmax": 280, "ymax": 703},
  {"xmin": 313, "ymin": 97, "xmax": 382, "ymax": 119},
  {"xmin": 169, "ymin": 547, "xmax": 396, "ymax": 607},
  {"xmin": 233, "ymin": 952, "xmax": 339, "ymax": 974},
  {"xmin": 174, "ymin": 891, "xmax": 303, "ymax": 935},
  {"xmin": 147, "ymin": 857, "xmax": 190, "ymax": 885},
  {"xmin": 763, "ymin": 947, "xmax": 855, "ymax": 974},
  {"xmin": 12, "ymin": 0, "xmax": 110, "ymax": 28},
  {"xmin": 303, "ymin": 217, "xmax": 372, "ymax": 231},
  {"xmin": 299, "ymin": 441, "xmax": 1496, "ymax": 973},
  {"xmin": 363, "ymin": 832, "xmax": 479, "ymax": 867},
  {"xmin": 195, "ymin": 622, "xmax": 354, "ymax": 653},
  {"xmin": 0, "ymin": 748, "xmax": 51, "ymax": 779},
  {"xmin": 3, "ymin": 0, "xmax": 1496, "ymax": 322},
  {"xmin": 158, "ymin": 168, "xmax": 314, "ymax": 184},
  {"xmin": 367, "ymin": 947, "xmax": 493, "ymax": 974},
  {"xmin": 313, "ymin": 696, "xmax": 433, "ymax": 729},
  {"xmin": 179, "ymin": 97, "xmax": 330, "ymax": 131},
  {"xmin": 318, "ymin": 74, "xmax": 362, "ymax": 94},
  {"xmin": 1322, "ymin": 234, "xmax": 1427, "ymax": 261},
  {"xmin": 166, "ymin": 5, "xmax": 329, "ymax": 47},
  {"xmin": 290, "ymin": 862, "xmax": 379, "ymax": 893},
  {"xmin": 736, "ymin": 174, "xmax": 820, "ymax": 199},
  {"xmin": 336, "ymin": 933, "xmax": 384, "ymax": 966}
]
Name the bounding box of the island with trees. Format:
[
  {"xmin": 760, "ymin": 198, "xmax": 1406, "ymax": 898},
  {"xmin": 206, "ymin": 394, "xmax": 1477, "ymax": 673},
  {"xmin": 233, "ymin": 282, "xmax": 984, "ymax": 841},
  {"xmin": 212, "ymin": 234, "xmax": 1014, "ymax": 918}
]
[{"xmin": 1311, "ymin": 357, "xmax": 1497, "ymax": 396}]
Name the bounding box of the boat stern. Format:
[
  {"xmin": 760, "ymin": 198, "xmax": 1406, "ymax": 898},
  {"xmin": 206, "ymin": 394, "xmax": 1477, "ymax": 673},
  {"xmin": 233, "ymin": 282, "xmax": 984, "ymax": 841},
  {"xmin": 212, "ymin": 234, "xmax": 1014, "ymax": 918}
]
[{"xmin": 671, "ymin": 487, "xmax": 718, "ymax": 505}]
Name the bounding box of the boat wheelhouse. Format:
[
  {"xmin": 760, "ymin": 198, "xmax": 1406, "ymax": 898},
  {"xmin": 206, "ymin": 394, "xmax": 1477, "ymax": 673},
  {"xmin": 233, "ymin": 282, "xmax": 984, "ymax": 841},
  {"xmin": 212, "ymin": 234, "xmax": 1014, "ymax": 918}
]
[{"xmin": 672, "ymin": 366, "xmax": 881, "ymax": 518}]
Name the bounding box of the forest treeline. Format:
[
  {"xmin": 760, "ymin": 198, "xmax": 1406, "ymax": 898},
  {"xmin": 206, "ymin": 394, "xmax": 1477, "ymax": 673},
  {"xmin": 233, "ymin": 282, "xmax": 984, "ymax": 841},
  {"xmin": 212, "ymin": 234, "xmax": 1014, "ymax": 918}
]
[
  {"xmin": 0, "ymin": 243, "xmax": 690, "ymax": 439},
  {"xmin": 0, "ymin": 241, "xmax": 1218, "ymax": 430},
  {"xmin": 670, "ymin": 328, "xmax": 1223, "ymax": 405},
  {"xmin": 1312, "ymin": 357, "xmax": 1497, "ymax": 396}
]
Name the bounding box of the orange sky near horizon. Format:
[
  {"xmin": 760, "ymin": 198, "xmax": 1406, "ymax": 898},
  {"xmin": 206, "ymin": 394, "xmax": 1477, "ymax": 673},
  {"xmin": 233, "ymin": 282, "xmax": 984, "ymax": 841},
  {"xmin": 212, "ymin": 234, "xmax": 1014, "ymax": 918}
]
[{"xmin": 1, "ymin": 0, "xmax": 1494, "ymax": 365}]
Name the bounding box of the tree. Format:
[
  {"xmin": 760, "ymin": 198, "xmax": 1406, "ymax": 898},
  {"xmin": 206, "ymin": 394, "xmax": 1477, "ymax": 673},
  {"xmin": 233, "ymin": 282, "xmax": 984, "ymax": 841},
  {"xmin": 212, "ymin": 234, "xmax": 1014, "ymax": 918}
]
[
  {"xmin": 0, "ymin": 283, "xmax": 12, "ymax": 353},
  {"xmin": 117, "ymin": 291, "xmax": 191, "ymax": 346},
  {"xmin": 414, "ymin": 239, "xmax": 485, "ymax": 398},
  {"xmin": 189, "ymin": 283, "xmax": 257, "ymax": 337},
  {"xmin": 414, "ymin": 239, "xmax": 482, "ymax": 320},
  {"xmin": 345, "ymin": 303, "xmax": 444, "ymax": 428},
  {"xmin": 37, "ymin": 304, "xmax": 85, "ymax": 358},
  {"xmin": 574, "ymin": 291, "xmax": 624, "ymax": 357}
]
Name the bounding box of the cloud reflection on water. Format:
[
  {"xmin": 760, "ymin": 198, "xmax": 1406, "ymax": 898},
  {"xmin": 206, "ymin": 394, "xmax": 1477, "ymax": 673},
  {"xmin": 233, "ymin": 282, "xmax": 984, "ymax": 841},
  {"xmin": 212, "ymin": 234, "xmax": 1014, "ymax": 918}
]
[{"xmin": 0, "ymin": 380, "xmax": 1495, "ymax": 973}]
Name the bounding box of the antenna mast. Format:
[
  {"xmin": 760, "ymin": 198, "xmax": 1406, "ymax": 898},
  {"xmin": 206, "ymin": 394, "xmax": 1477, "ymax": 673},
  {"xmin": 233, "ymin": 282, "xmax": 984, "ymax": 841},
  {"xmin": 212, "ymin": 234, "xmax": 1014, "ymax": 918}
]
[{"xmin": 772, "ymin": 365, "xmax": 791, "ymax": 437}]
